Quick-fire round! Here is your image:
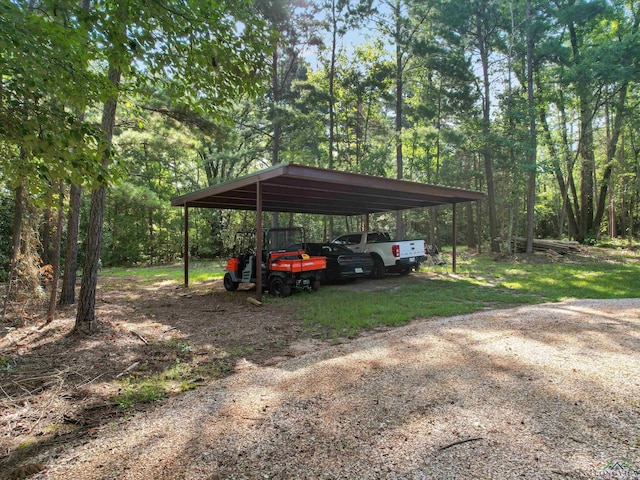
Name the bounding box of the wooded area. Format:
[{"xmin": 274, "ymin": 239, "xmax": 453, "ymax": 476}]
[{"xmin": 1, "ymin": 0, "xmax": 639, "ymax": 332}]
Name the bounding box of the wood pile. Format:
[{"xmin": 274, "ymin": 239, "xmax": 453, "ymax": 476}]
[{"xmin": 510, "ymin": 237, "xmax": 580, "ymax": 255}]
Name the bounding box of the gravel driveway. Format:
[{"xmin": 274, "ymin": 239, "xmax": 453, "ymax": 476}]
[{"xmin": 39, "ymin": 298, "xmax": 640, "ymax": 479}]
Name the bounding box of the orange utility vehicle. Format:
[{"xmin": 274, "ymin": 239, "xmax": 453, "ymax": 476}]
[{"xmin": 223, "ymin": 227, "xmax": 326, "ymax": 297}]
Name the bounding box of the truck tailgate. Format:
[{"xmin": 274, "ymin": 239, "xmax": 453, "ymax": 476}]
[{"xmin": 397, "ymin": 240, "xmax": 425, "ymax": 259}]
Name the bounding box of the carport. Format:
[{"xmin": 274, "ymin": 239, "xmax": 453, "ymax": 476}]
[{"xmin": 171, "ymin": 162, "xmax": 484, "ymax": 301}]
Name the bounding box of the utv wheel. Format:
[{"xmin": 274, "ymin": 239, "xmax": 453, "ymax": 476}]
[
  {"xmin": 223, "ymin": 273, "xmax": 239, "ymax": 291},
  {"xmin": 270, "ymin": 277, "xmax": 291, "ymax": 297},
  {"xmin": 371, "ymin": 257, "xmax": 385, "ymax": 279},
  {"xmin": 311, "ymin": 279, "xmax": 321, "ymax": 292}
]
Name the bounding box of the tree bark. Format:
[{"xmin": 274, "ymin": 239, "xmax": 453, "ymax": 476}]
[
  {"xmin": 75, "ymin": 65, "xmax": 121, "ymax": 335},
  {"xmin": 524, "ymin": 0, "xmax": 536, "ymax": 254},
  {"xmin": 2, "ymin": 179, "xmax": 25, "ymax": 318},
  {"xmin": 394, "ymin": 0, "xmax": 404, "ymax": 240},
  {"xmin": 271, "ymin": 41, "xmax": 281, "ymax": 229},
  {"xmin": 46, "ymin": 183, "xmax": 64, "ymax": 323},
  {"xmin": 60, "ymin": 0, "xmax": 90, "ymax": 305},
  {"xmin": 476, "ymin": 7, "xmax": 499, "ymax": 252},
  {"xmin": 593, "ymin": 83, "xmax": 629, "ymax": 231},
  {"xmin": 59, "ymin": 183, "xmax": 81, "ymax": 305}
]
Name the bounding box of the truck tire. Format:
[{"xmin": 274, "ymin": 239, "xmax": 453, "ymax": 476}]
[
  {"xmin": 270, "ymin": 276, "xmax": 291, "ymax": 297},
  {"xmin": 223, "ymin": 273, "xmax": 239, "ymax": 291},
  {"xmin": 371, "ymin": 256, "xmax": 385, "ymax": 279},
  {"xmin": 399, "ymin": 267, "xmax": 411, "ymax": 275}
]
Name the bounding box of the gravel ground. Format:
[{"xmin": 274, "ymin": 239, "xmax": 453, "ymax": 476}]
[{"xmin": 31, "ymin": 298, "xmax": 640, "ymax": 479}]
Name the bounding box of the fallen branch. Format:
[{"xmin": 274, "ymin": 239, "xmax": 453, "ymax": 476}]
[
  {"xmin": 131, "ymin": 330, "xmax": 148, "ymax": 345},
  {"xmin": 438, "ymin": 437, "xmax": 483, "ymax": 451},
  {"xmin": 76, "ymin": 373, "xmax": 105, "ymax": 389},
  {"xmin": 247, "ymin": 297, "xmax": 262, "ymax": 306},
  {"xmin": 115, "ymin": 361, "xmax": 140, "ymax": 379}
]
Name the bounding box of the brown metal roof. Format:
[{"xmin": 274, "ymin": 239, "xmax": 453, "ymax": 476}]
[{"xmin": 171, "ymin": 163, "xmax": 484, "ymax": 215}]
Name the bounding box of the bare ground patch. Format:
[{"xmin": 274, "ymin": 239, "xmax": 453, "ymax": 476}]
[{"xmin": 1, "ymin": 263, "xmax": 639, "ymax": 479}]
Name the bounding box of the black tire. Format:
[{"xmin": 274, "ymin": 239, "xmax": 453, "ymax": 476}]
[
  {"xmin": 399, "ymin": 267, "xmax": 411, "ymax": 276},
  {"xmin": 371, "ymin": 256, "xmax": 385, "ymax": 279},
  {"xmin": 270, "ymin": 276, "xmax": 291, "ymax": 297},
  {"xmin": 311, "ymin": 279, "xmax": 321, "ymax": 292},
  {"xmin": 223, "ymin": 273, "xmax": 239, "ymax": 291}
]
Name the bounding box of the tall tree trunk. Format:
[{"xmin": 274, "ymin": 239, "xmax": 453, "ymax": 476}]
[
  {"xmin": 59, "ymin": 183, "xmax": 81, "ymax": 305},
  {"xmin": 476, "ymin": 10, "xmax": 499, "ymax": 252},
  {"xmin": 41, "ymin": 207, "xmax": 52, "ymax": 265},
  {"xmin": 577, "ymin": 92, "xmax": 595, "ymax": 241},
  {"xmin": 524, "ymin": 0, "xmax": 536, "ymax": 254},
  {"xmin": 60, "ymin": 0, "xmax": 90, "ymax": 305},
  {"xmin": 394, "ymin": 0, "xmax": 404, "ymax": 240},
  {"xmin": 593, "ymin": 83, "xmax": 629, "ymax": 230},
  {"xmin": 75, "ymin": 65, "xmax": 121, "ymax": 335},
  {"xmin": 271, "ymin": 43, "xmax": 281, "ymax": 228},
  {"xmin": 2, "ymin": 179, "xmax": 25, "ymax": 318},
  {"xmin": 46, "ymin": 183, "xmax": 64, "ymax": 323},
  {"xmin": 328, "ymin": 0, "xmax": 337, "ymax": 238},
  {"xmin": 538, "ymin": 103, "xmax": 579, "ymax": 238}
]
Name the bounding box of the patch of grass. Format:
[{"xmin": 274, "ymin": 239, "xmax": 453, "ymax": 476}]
[
  {"xmin": 18, "ymin": 440, "xmax": 36, "ymax": 450},
  {"xmin": 112, "ymin": 381, "xmax": 166, "ymax": 410},
  {"xmin": 166, "ymin": 338, "xmax": 193, "ymax": 354},
  {"xmin": 112, "ymin": 357, "xmax": 232, "ymax": 410},
  {"xmin": 227, "ymin": 345, "xmax": 255, "ymax": 356},
  {"xmin": 291, "ymin": 249, "xmax": 640, "ymax": 338},
  {"xmin": 0, "ymin": 355, "xmax": 13, "ymax": 371},
  {"xmin": 101, "ymin": 261, "xmax": 224, "ymax": 284},
  {"xmin": 296, "ymin": 277, "xmax": 541, "ymax": 338}
]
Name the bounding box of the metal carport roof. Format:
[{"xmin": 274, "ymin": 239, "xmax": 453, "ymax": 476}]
[
  {"xmin": 171, "ymin": 162, "xmax": 485, "ymax": 301},
  {"xmin": 171, "ymin": 162, "xmax": 484, "ymax": 215}
]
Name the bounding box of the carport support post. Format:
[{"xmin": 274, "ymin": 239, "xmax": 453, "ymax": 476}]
[
  {"xmin": 452, "ymin": 202, "xmax": 457, "ymax": 274},
  {"xmin": 256, "ymin": 181, "xmax": 263, "ymax": 302},
  {"xmin": 184, "ymin": 205, "xmax": 189, "ymax": 287}
]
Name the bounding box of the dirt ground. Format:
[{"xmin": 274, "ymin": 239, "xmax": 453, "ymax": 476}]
[
  {"xmin": 1, "ymin": 273, "xmax": 328, "ymax": 478},
  {"xmin": 0, "ymin": 251, "xmax": 639, "ymax": 479}
]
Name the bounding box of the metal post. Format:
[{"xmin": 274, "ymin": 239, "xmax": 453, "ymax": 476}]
[
  {"xmin": 452, "ymin": 203, "xmax": 457, "ymax": 274},
  {"xmin": 184, "ymin": 205, "xmax": 189, "ymax": 287},
  {"xmin": 256, "ymin": 182, "xmax": 263, "ymax": 302}
]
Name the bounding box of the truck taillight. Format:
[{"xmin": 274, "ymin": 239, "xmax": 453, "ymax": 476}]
[{"xmin": 392, "ymin": 245, "xmax": 400, "ymax": 258}]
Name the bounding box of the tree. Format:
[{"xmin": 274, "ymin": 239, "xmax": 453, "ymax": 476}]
[
  {"xmin": 75, "ymin": 0, "xmax": 275, "ymax": 334},
  {"xmin": 373, "ymin": 0, "xmax": 434, "ymax": 239},
  {"xmin": 535, "ymin": 0, "xmax": 639, "ymax": 242},
  {"xmin": 1, "ymin": 0, "xmax": 104, "ymax": 302}
]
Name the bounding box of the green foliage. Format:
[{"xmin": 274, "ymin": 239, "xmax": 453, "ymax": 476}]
[
  {"xmin": 0, "ymin": 1, "xmax": 108, "ymax": 191},
  {"xmin": 101, "ymin": 182, "xmax": 173, "ymax": 266}
]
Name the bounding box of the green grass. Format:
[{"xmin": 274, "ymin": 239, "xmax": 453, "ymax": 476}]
[
  {"xmin": 112, "ymin": 360, "xmax": 208, "ymax": 409},
  {"xmin": 99, "ymin": 248, "xmax": 640, "ymax": 340},
  {"xmin": 101, "ymin": 261, "xmax": 224, "ymax": 284},
  {"xmin": 293, "ymin": 277, "xmax": 542, "ymax": 338},
  {"xmin": 286, "ymin": 248, "xmax": 640, "ymax": 338}
]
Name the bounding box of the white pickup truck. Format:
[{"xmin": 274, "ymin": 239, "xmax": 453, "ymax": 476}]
[{"xmin": 332, "ymin": 231, "xmax": 426, "ymax": 278}]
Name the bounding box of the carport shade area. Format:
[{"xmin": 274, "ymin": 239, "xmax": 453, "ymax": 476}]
[{"xmin": 171, "ymin": 162, "xmax": 485, "ymax": 300}]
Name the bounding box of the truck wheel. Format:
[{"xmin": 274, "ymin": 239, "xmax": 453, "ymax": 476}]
[
  {"xmin": 399, "ymin": 267, "xmax": 411, "ymax": 276},
  {"xmin": 223, "ymin": 273, "xmax": 239, "ymax": 291},
  {"xmin": 270, "ymin": 276, "xmax": 291, "ymax": 297},
  {"xmin": 371, "ymin": 257, "xmax": 385, "ymax": 279}
]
